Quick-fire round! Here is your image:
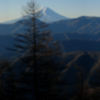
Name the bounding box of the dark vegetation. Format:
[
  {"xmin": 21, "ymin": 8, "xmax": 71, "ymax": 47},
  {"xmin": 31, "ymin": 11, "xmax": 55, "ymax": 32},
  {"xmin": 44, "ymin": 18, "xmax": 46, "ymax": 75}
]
[{"xmin": 0, "ymin": 0, "xmax": 100, "ymax": 100}]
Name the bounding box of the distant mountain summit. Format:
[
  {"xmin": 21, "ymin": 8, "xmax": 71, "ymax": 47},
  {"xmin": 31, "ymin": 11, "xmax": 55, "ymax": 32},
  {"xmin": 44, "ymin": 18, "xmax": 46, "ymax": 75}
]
[
  {"xmin": 39, "ymin": 8, "xmax": 68, "ymax": 23},
  {"xmin": 3, "ymin": 8, "xmax": 68, "ymax": 24}
]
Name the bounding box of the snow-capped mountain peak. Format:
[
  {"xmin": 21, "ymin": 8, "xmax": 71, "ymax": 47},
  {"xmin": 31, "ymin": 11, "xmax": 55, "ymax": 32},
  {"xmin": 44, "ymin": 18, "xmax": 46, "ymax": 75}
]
[
  {"xmin": 39, "ymin": 7, "xmax": 68, "ymax": 23},
  {"xmin": 41, "ymin": 7, "xmax": 47, "ymax": 15},
  {"xmin": 2, "ymin": 7, "xmax": 69, "ymax": 24}
]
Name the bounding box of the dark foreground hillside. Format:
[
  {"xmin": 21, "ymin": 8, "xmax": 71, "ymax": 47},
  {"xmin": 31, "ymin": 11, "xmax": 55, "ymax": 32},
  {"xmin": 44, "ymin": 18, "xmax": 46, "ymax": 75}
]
[{"xmin": 0, "ymin": 51, "xmax": 100, "ymax": 100}]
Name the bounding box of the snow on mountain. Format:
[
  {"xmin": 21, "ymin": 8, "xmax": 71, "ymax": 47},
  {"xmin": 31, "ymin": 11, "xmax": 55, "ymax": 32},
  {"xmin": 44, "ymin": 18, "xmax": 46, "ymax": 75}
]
[
  {"xmin": 2, "ymin": 8, "xmax": 68, "ymax": 24},
  {"xmin": 39, "ymin": 8, "xmax": 68, "ymax": 23}
]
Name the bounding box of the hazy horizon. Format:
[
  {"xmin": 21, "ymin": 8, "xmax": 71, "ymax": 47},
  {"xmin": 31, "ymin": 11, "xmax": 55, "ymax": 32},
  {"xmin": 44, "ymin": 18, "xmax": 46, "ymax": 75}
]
[{"xmin": 1, "ymin": 0, "xmax": 100, "ymax": 22}]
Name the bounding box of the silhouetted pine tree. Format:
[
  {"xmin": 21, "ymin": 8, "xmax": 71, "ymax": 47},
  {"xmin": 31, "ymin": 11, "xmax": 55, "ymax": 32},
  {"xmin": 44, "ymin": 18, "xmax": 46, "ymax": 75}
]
[{"xmin": 4, "ymin": 0, "xmax": 62, "ymax": 100}]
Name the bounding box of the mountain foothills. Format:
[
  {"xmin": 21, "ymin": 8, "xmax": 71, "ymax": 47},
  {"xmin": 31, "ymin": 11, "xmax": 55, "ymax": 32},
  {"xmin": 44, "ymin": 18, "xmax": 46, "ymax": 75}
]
[
  {"xmin": 1, "ymin": 8, "xmax": 100, "ymax": 40},
  {"xmin": 62, "ymin": 51, "xmax": 100, "ymax": 86},
  {"xmin": 1, "ymin": 8, "xmax": 100, "ymax": 58},
  {"xmin": 50, "ymin": 16, "xmax": 100, "ymax": 40}
]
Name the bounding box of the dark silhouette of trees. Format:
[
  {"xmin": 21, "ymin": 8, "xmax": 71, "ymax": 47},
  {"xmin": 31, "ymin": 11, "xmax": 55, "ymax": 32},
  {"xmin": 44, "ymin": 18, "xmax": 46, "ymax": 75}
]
[{"xmin": 2, "ymin": 0, "xmax": 62, "ymax": 100}]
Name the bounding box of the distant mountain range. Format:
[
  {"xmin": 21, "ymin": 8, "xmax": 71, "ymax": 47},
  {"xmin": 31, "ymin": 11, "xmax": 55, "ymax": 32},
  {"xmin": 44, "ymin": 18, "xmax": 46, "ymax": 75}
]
[
  {"xmin": 1, "ymin": 17, "xmax": 100, "ymax": 40},
  {"xmin": 3, "ymin": 8, "xmax": 68, "ymax": 24},
  {"xmin": 2, "ymin": 15, "xmax": 100, "ymax": 40},
  {"xmin": 49, "ymin": 16, "xmax": 100, "ymax": 40},
  {"xmin": 1, "ymin": 8, "xmax": 100, "ymax": 58}
]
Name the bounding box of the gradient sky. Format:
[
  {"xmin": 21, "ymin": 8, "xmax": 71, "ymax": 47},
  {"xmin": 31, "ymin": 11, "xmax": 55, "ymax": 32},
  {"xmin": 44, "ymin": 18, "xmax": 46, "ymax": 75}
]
[{"xmin": 0, "ymin": 0, "xmax": 100, "ymax": 22}]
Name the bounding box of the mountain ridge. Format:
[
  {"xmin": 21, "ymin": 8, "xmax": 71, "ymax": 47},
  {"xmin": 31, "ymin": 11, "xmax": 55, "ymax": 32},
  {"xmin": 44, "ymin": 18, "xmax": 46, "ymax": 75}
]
[{"xmin": 1, "ymin": 7, "xmax": 68, "ymax": 24}]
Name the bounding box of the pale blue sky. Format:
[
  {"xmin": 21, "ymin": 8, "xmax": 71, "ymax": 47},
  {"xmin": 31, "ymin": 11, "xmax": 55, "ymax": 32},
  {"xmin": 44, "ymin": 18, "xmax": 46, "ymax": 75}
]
[{"xmin": 0, "ymin": 0, "xmax": 100, "ymax": 22}]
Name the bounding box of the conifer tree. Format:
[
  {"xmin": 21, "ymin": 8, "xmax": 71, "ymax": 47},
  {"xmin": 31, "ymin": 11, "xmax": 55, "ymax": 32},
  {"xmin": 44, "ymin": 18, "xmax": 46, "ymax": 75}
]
[{"xmin": 5, "ymin": 0, "xmax": 62, "ymax": 100}]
